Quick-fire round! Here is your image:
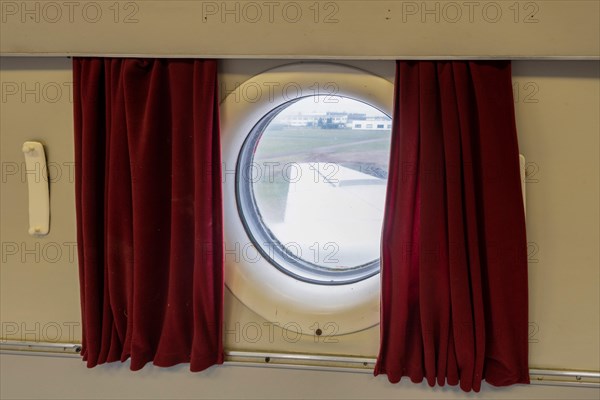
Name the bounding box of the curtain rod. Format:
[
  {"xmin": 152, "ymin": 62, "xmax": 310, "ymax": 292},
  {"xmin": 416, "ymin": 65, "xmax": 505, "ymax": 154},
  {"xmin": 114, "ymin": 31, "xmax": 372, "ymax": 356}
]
[{"xmin": 1, "ymin": 340, "xmax": 598, "ymax": 388}]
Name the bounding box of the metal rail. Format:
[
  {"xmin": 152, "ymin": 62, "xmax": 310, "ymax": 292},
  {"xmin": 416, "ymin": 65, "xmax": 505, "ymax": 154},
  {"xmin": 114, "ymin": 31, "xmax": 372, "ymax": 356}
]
[
  {"xmin": 2, "ymin": 53, "xmax": 599, "ymax": 61},
  {"xmin": 1, "ymin": 341, "xmax": 599, "ymax": 388}
]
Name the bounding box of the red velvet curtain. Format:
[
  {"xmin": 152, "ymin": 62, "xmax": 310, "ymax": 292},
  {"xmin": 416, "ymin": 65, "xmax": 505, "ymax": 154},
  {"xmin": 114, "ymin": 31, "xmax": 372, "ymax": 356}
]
[
  {"xmin": 375, "ymin": 61, "xmax": 529, "ymax": 392},
  {"xmin": 73, "ymin": 58, "xmax": 223, "ymax": 371}
]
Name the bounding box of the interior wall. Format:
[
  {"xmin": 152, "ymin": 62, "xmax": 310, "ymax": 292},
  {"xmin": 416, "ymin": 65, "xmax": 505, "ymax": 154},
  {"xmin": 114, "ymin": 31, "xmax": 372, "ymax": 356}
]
[
  {"xmin": 1, "ymin": 1, "xmax": 598, "ymax": 58},
  {"xmin": 2, "ymin": 354, "xmax": 600, "ymax": 400},
  {"xmin": 1, "ymin": 57, "xmax": 599, "ymax": 398}
]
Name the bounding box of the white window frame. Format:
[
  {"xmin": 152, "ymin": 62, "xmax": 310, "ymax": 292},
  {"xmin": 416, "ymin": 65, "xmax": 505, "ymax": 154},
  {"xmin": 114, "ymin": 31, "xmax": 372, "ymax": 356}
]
[{"xmin": 220, "ymin": 63, "xmax": 394, "ymax": 335}]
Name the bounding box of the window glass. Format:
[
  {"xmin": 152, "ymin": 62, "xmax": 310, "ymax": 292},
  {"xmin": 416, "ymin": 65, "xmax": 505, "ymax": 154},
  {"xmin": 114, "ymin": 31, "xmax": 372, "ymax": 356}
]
[{"xmin": 237, "ymin": 95, "xmax": 392, "ymax": 284}]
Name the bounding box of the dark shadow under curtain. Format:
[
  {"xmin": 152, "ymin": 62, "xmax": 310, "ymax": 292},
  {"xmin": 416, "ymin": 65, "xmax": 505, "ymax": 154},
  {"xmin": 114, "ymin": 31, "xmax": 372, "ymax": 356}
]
[
  {"xmin": 375, "ymin": 61, "xmax": 529, "ymax": 392},
  {"xmin": 73, "ymin": 58, "xmax": 223, "ymax": 372}
]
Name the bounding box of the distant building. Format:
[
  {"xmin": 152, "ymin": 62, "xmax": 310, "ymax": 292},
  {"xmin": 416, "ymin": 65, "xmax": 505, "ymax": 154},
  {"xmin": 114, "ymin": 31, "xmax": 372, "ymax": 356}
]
[
  {"xmin": 346, "ymin": 113, "xmax": 367, "ymax": 122},
  {"xmin": 351, "ymin": 116, "xmax": 392, "ymax": 130},
  {"xmin": 283, "ymin": 112, "xmax": 326, "ymax": 127},
  {"xmin": 279, "ymin": 112, "xmax": 391, "ymax": 130},
  {"xmin": 280, "ymin": 111, "xmax": 346, "ymax": 128}
]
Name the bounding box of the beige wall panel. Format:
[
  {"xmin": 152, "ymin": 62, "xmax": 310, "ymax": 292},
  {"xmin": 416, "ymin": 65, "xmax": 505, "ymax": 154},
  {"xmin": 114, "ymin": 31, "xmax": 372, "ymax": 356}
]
[
  {"xmin": 2, "ymin": 354, "xmax": 600, "ymax": 399},
  {"xmin": 0, "ymin": 57, "xmax": 80, "ymax": 344},
  {"xmin": 0, "ymin": 1, "xmax": 599, "ymax": 58},
  {"xmin": 1, "ymin": 58, "xmax": 599, "ymax": 400},
  {"xmin": 513, "ymin": 60, "xmax": 600, "ymax": 371}
]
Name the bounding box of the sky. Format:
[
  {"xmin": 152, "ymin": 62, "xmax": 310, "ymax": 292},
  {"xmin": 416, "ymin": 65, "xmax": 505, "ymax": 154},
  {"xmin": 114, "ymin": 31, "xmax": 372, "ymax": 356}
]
[{"xmin": 277, "ymin": 95, "xmax": 390, "ymax": 118}]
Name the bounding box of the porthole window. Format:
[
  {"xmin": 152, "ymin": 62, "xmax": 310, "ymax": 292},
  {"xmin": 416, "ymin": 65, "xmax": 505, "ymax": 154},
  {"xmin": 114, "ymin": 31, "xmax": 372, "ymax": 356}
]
[
  {"xmin": 236, "ymin": 96, "xmax": 392, "ymax": 284},
  {"xmin": 221, "ymin": 63, "xmax": 394, "ymax": 335}
]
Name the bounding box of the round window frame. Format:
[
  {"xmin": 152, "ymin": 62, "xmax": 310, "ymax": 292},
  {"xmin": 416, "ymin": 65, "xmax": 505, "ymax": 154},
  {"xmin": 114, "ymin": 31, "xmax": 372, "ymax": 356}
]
[
  {"xmin": 221, "ymin": 63, "xmax": 394, "ymax": 335},
  {"xmin": 236, "ymin": 95, "xmax": 388, "ymax": 285}
]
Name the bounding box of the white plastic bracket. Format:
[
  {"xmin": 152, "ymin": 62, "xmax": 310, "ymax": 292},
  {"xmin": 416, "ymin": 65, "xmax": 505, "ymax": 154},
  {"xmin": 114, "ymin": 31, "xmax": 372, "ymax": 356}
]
[
  {"xmin": 519, "ymin": 154, "xmax": 527, "ymax": 216},
  {"xmin": 21, "ymin": 141, "xmax": 50, "ymax": 236}
]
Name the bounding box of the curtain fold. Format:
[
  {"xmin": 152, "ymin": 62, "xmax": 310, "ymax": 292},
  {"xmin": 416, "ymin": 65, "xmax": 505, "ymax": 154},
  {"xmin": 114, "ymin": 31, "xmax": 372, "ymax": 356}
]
[
  {"xmin": 375, "ymin": 61, "xmax": 529, "ymax": 392},
  {"xmin": 73, "ymin": 58, "xmax": 223, "ymax": 372}
]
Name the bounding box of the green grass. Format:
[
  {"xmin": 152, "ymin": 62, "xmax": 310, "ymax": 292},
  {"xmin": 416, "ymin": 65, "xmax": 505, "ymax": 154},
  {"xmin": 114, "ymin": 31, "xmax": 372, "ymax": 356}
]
[{"xmin": 256, "ymin": 127, "xmax": 390, "ymax": 158}]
